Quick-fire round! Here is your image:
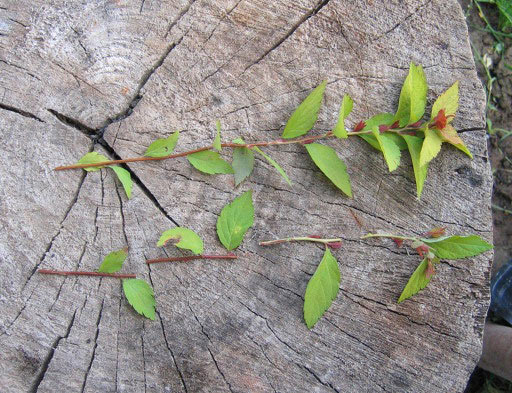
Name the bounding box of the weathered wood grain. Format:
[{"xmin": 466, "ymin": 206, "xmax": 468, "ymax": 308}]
[{"xmin": 0, "ymin": 0, "xmax": 492, "ymax": 392}]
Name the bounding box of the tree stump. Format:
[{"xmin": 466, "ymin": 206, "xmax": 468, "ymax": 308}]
[{"xmin": 0, "ymin": 1, "xmax": 493, "ymax": 392}]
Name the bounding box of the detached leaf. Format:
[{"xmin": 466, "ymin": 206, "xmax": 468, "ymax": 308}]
[
  {"xmin": 421, "ymin": 235, "xmax": 493, "ymax": 260},
  {"xmin": 431, "ymin": 81, "xmax": 459, "ymax": 121},
  {"xmin": 144, "ymin": 131, "xmax": 179, "ymax": 157},
  {"xmin": 77, "ymin": 152, "xmax": 110, "ymax": 172},
  {"xmin": 419, "ymin": 127, "xmax": 443, "ymax": 167},
  {"xmin": 398, "ymin": 257, "xmax": 439, "ymax": 303},
  {"xmin": 157, "ymin": 227, "xmax": 204, "ymax": 255},
  {"xmin": 213, "ymin": 120, "xmax": 222, "ymax": 151},
  {"xmin": 187, "ymin": 150, "xmax": 234, "ymax": 174},
  {"xmin": 303, "ymin": 248, "xmax": 340, "ymax": 329},
  {"xmin": 402, "ymin": 135, "xmax": 429, "ymax": 199},
  {"xmin": 232, "ymin": 138, "xmax": 254, "ymax": 186},
  {"xmin": 393, "ymin": 63, "xmax": 428, "ymax": 127},
  {"xmin": 282, "ymin": 80, "xmax": 327, "ymax": 139},
  {"xmin": 252, "ymin": 146, "xmax": 291, "ymax": 185},
  {"xmin": 305, "ymin": 143, "xmax": 352, "ymax": 197},
  {"xmin": 111, "ymin": 166, "xmax": 133, "ymax": 199},
  {"xmin": 333, "ymin": 94, "xmax": 353, "ymax": 138},
  {"xmin": 123, "ymin": 279, "xmax": 156, "ymax": 320},
  {"xmin": 98, "ymin": 248, "xmax": 128, "ymax": 273},
  {"xmin": 217, "ymin": 190, "xmax": 254, "ymax": 251},
  {"xmin": 439, "ymin": 125, "xmax": 473, "ymax": 158},
  {"xmin": 371, "ymin": 127, "xmax": 401, "ymax": 171}
]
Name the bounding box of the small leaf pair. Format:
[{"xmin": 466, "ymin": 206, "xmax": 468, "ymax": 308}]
[
  {"xmin": 98, "ymin": 248, "xmax": 156, "ymax": 320},
  {"xmin": 363, "ymin": 232, "xmax": 493, "ymax": 303},
  {"xmin": 157, "ymin": 191, "xmax": 254, "ymax": 254},
  {"xmin": 280, "ymin": 80, "xmax": 352, "ymax": 197},
  {"xmin": 77, "ymin": 152, "xmax": 133, "ymax": 198}
]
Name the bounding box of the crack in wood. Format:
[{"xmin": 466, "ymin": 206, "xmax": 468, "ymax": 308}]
[
  {"xmin": 22, "ymin": 169, "xmax": 89, "ymax": 292},
  {"xmin": 80, "ymin": 298, "xmax": 105, "ymax": 392},
  {"xmin": 156, "ymin": 310, "xmax": 188, "ymax": 393},
  {"xmin": 29, "ymin": 309, "xmax": 78, "ymax": 392},
  {"xmin": 207, "ymin": 347, "xmax": 234, "ymax": 393},
  {"xmin": 243, "ymin": 0, "xmax": 331, "ymax": 73},
  {"xmin": 300, "ymin": 363, "xmax": 341, "ymax": 393},
  {"xmin": 0, "ymin": 103, "xmax": 44, "ymax": 122}
]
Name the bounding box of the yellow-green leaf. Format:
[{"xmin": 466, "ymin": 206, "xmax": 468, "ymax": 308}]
[
  {"xmin": 77, "ymin": 152, "xmax": 110, "ymax": 172},
  {"xmin": 123, "ymin": 279, "xmax": 156, "ymax": 320},
  {"xmin": 282, "ymin": 80, "xmax": 327, "ymax": 139},
  {"xmin": 431, "ymin": 81, "xmax": 459, "ymax": 121},
  {"xmin": 98, "ymin": 248, "xmax": 128, "ymax": 273},
  {"xmin": 333, "ymin": 94, "xmax": 353, "ymax": 138},
  {"xmin": 232, "ymin": 138, "xmax": 254, "ymax": 186},
  {"xmin": 419, "ymin": 127, "xmax": 443, "ymax": 167},
  {"xmin": 157, "ymin": 227, "xmax": 204, "ymax": 255},
  {"xmin": 305, "ymin": 143, "xmax": 352, "ymax": 197},
  {"xmin": 304, "ymin": 248, "xmax": 340, "ymax": 329},
  {"xmin": 402, "ymin": 135, "xmax": 429, "ymax": 199},
  {"xmin": 216, "ymin": 190, "xmax": 254, "ymax": 251},
  {"xmin": 213, "ymin": 120, "xmax": 222, "ymax": 151},
  {"xmin": 398, "ymin": 257, "xmax": 438, "ymax": 303},
  {"xmin": 144, "ymin": 131, "xmax": 179, "ymax": 157},
  {"xmin": 421, "ymin": 235, "xmax": 493, "ymax": 260},
  {"xmin": 393, "ymin": 63, "xmax": 428, "ymax": 127},
  {"xmin": 111, "ymin": 166, "xmax": 133, "ymax": 199},
  {"xmin": 438, "ymin": 125, "xmax": 472, "ymax": 158},
  {"xmin": 187, "ymin": 150, "xmax": 234, "ymax": 174},
  {"xmin": 252, "ymin": 146, "xmax": 291, "ymax": 186},
  {"xmin": 371, "ymin": 127, "xmax": 401, "ymax": 171}
]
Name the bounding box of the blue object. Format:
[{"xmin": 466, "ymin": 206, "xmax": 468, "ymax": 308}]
[{"xmin": 490, "ymin": 260, "xmax": 512, "ymax": 325}]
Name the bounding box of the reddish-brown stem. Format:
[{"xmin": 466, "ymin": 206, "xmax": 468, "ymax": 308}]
[
  {"xmin": 38, "ymin": 269, "xmax": 136, "ymax": 278},
  {"xmin": 54, "ymin": 123, "xmax": 422, "ymax": 171},
  {"xmin": 54, "ymin": 133, "xmax": 336, "ymax": 171},
  {"xmin": 146, "ymin": 253, "xmax": 237, "ymax": 264}
]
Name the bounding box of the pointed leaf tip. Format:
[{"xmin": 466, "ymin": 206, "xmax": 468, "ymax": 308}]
[
  {"xmin": 282, "ymin": 80, "xmax": 327, "ymax": 139},
  {"xmin": 216, "ymin": 190, "xmax": 254, "ymax": 251},
  {"xmin": 304, "ymin": 248, "xmax": 340, "ymax": 328},
  {"xmin": 123, "ymin": 279, "xmax": 156, "ymax": 320},
  {"xmin": 305, "ymin": 143, "xmax": 352, "ymax": 197},
  {"xmin": 333, "ymin": 94, "xmax": 353, "ymax": 138}
]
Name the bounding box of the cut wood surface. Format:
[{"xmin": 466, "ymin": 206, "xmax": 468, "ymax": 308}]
[{"xmin": 0, "ymin": 1, "xmax": 493, "ymax": 392}]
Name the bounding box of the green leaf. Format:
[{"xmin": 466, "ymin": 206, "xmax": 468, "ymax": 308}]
[
  {"xmin": 402, "ymin": 135, "xmax": 429, "ymax": 199},
  {"xmin": 497, "ymin": 0, "xmax": 512, "ymax": 29},
  {"xmin": 305, "ymin": 143, "xmax": 352, "ymax": 197},
  {"xmin": 358, "ymin": 113, "xmax": 394, "ymax": 151},
  {"xmin": 282, "ymin": 80, "xmax": 327, "ymax": 139},
  {"xmin": 157, "ymin": 227, "xmax": 204, "ymax": 255},
  {"xmin": 362, "ymin": 113, "xmax": 394, "ymax": 131},
  {"xmin": 216, "ymin": 190, "xmax": 254, "ymax": 251},
  {"xmin": 98, "ymin": 248, "xmax": 128, "ymax": 273},
  {"xmin": 111, "ymin": 166, "xmax": 133, "ymax": 199},
  {"xmin": 252, "ymin": 146, "xmax": 292, "ymax": 186},
  {"xmin": 303, "ymin": 248, "xmax": 340, "ymax": 329},
  {"xmin": 371, "ymin": 127, "xmax": 401, "ymax": 171},
  {"xmin": 438, "ymin": 125, "xmax": 473, "ymax": 159},
  {"xmin": 333, "ymin": 94, "xmax": 353, "ymax": 138},
  {"xmin": 144, "ymin": 131, "xmax": 179, "ymax": 157},
  {"xmin": 213, "ymin": 120, "xmax": 222, "ymax": 151},
  {"xmin": 187, "ymin": 150, "xmax": 234, "ymax": 174},
  {"xmin": 393, "ymin": 62, "xmax": 428, "ymax": 127},
  {"xmin": 431, "ymin": 81, "xmax": 459, "ymax": 121},
  {"xmin": 398, "ymin": 257, "xmax": 438, "ymax": 303},
  {"xmin": 419, "ymin": 127, "xmax": 443, "ymax": 167},
  {"xmin": 77, "ymin": 152, "xmax": 110, "ymax": 172},
  {"xmin": 421, "ymin": 235, "xmax": 493, "ymax": 260},
  {"xmin": 232, "ymin": 138, "xmax": 254, "ymax": 186},
  {"xmin": 123, "ymin": 279, "xmax": 156, "ymax": 320}
]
